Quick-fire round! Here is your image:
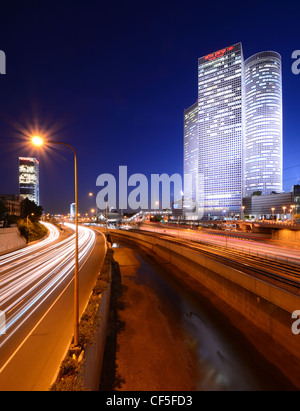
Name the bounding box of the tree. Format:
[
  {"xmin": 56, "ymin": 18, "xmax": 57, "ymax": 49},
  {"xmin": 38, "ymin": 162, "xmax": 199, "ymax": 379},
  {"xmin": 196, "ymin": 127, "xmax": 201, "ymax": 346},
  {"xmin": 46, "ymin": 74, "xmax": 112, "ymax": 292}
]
[
  {"xmin": 251, "ymin": 190, "xmax": 262, "ymax": 196},
  {"xmin": 0, "ymin": 199, "xmax": 7, "ymax": 220},
  {"xmin": 20, "ymin": 198, "xmax": 43, "ymax": 222}
]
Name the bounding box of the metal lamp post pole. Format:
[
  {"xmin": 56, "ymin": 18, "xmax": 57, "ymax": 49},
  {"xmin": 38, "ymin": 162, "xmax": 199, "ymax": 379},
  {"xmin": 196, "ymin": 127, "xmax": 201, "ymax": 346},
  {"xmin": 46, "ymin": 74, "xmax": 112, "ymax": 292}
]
[{"xmin": 49, "ymin": 141, "xmax": 79, "ymax": 347}]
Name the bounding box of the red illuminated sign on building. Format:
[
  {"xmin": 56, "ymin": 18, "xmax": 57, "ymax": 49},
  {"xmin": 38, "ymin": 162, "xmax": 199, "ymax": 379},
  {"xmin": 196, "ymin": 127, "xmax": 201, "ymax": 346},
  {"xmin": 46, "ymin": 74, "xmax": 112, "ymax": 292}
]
[{"xmin": 204, "ymin": 46, "xmax": 234, "ymax": 61}]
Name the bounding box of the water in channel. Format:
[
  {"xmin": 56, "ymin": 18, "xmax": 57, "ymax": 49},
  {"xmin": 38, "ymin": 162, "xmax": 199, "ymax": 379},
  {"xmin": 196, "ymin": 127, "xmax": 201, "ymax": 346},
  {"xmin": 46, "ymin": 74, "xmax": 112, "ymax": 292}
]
[{"xmin": 105, "ymin": 241, "xmax": 295, "ymax": 391}]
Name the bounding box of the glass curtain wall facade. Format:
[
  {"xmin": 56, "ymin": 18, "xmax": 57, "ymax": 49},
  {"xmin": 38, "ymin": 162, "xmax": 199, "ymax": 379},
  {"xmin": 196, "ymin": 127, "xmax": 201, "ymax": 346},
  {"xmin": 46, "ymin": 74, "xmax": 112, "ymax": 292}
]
[
  {"xmin": 183, "ymin": 101, "xmax": 198, "ymax": 217},
  {"xmin": 198, "ymin": 43, "xmax": 244, "ymax": 219},
  {"xmin": 244, "ymin": 51, "xmax": 282, "ymax": 196},
  {"xmin": 19, "ymin": 157, "xmax": 40, "ymax": 205}
]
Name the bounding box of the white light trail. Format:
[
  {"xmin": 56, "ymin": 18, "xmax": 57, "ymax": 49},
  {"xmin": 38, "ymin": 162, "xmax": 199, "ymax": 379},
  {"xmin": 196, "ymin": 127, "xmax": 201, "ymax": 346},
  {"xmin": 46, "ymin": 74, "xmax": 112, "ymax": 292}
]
[
  {"xmin": 0, "ymin": 223, "xmax": 95, "ymax": 347},
  {"xmin": 139, "ymin": 224, "xmax": 300, "ymax": 264}
]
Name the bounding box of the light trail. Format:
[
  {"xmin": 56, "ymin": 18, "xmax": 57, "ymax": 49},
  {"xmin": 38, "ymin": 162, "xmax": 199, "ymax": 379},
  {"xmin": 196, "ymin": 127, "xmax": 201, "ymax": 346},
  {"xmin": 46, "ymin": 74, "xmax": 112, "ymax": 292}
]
[
  {"xmin": 138, "ymin": 224, "xmax": 300, "ymax": 265},
  {"xmin": 0, "ymin": 222, "xmax": 61, "ymax": 273},
  {"xmin": 0, "ymin": 223, "xmax": 95, "ymax": 346}
]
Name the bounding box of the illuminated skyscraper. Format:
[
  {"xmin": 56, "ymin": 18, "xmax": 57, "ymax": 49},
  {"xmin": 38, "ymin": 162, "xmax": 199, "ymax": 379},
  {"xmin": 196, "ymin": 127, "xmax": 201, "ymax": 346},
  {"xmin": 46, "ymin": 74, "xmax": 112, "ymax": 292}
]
[
  {"xmin": 184, "ymin": 44, "xmax": 283, "ymax": 219},
  {"xmin": 70, "ymin": 202, "xmax": 75, "ymax": 219},
  {"xmin": 19, "ymin": 157, "xmax": 40, "ymax": 205},
  {"xmin": 244, "ymin": 51, "xmax": 282, "ymax": 196},
  {"xmin": 197, "ymin": 42, "xmax": 244, "ymax": 218},
  {"xmin": 183, "ymin": 101, "xmax": 198, "ymax": 217}
]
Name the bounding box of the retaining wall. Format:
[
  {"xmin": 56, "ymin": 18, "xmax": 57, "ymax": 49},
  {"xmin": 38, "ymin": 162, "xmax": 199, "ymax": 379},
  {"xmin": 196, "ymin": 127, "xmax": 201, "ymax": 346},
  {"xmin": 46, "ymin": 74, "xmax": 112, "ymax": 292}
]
[
  {"xmin": 272, "ymin": 228, "xmax": 300, "ymax": 242},
  {"xmin": 81, "ymin": 264, "xmax": 112, "ymax": 390},
  {"xmin": 0, "ymin": 227, "xmax": 26, "ymax": 253}
]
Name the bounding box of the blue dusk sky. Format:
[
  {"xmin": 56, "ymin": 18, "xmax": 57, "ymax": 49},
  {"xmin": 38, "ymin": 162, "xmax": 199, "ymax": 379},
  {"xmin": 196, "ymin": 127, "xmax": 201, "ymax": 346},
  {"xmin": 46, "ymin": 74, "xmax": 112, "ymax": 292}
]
[{"xmin": 0, "ymin": 0, "xmax": 299, "ymax": 213}]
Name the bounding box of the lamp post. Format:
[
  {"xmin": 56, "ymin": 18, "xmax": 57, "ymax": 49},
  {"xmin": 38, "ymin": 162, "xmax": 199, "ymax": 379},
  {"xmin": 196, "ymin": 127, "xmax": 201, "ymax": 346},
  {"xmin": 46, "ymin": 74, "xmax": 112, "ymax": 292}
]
[
  {"xmin": 282, "ymin": 206, "xmax": 286, "ymax": 221},
  {"xmin": 271, "ymin": 207, "xmax": 275, "ymax": 222},
  {"xmin": 31, "ymin": 135, "xmax": 80, "ymax": 348},
  {"xmin": 223, "ymin": 209, "xmax": 228, "ymax": 248},
  {"xmin": 241, "ymin": 206, "xmax": 245, "ymax": 220},
  {"xmin": 106, "ymin": 201, "xmax": 108, "ymax": 233},
  {"xmin": 291, "ymin": 205, "xmax": 295, "ymax": 222},
  {"xmin": 91, "ymin": 208, "xmax": 95, "ymax": 220},
  {"xmin": 26, "ymin": 212, "xmax": 34, "ymax": 227}
]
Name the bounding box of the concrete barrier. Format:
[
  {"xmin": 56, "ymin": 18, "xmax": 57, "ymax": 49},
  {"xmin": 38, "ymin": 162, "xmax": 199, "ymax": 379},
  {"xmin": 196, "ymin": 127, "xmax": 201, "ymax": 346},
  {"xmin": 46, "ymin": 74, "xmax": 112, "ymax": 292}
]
[
  {"xmin": 110, "ymin": 229, "xmax": 300, "ymax": 388},
  {"xmin": 272, "ymin": 228, "xmax": 300, "ymax": 242},
  {"xmin": 50, "ymin": 241, "xmax": 112, "ymax": 391},
  {"xmin": 81, "ymin": 264, "xmax": 112, "ymax": 390},
  {"xmin": 0, "ymin": 227, "xmax": 26, "ymax": 253}
]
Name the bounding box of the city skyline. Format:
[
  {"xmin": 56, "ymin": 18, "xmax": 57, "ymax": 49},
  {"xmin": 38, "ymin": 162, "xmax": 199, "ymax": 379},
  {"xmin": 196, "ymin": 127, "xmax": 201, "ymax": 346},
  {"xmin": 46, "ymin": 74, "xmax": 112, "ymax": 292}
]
[
  {"xmin": 1, "ymin": 2, "xmax": 300, "ymax": 393},
  {"xmin": 0, "ymin": 2, "xmax": 299, "ymax": 214}
]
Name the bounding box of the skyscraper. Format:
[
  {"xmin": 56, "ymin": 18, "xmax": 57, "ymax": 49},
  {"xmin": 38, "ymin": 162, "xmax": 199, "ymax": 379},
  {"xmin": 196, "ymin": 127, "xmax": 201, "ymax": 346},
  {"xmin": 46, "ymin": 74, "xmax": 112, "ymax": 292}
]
[
  {"xmin": 244, "ymin": 51, "xmax": 282, "ymax": 196},
  {"xmin": 70, "ymin": 202, "xmax": 75, "ymax": 219},
  {"xmin": 197, "ymin": 43, "xmax": 244, "ymax": 219},
  {"xmin": 19, "ymin": 157, "xmax": 40, "ymax": 205},
  {"xmin": 183, "ymin": 101, "xmax": 198, "ymax": 217}
]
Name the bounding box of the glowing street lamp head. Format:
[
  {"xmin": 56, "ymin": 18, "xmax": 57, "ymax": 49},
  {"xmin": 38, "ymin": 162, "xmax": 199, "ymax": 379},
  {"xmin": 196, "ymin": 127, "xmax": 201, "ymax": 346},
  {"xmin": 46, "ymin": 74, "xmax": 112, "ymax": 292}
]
[{"xmin": 31, "ymin": 135, "xmax": 44, "ymax": 146}]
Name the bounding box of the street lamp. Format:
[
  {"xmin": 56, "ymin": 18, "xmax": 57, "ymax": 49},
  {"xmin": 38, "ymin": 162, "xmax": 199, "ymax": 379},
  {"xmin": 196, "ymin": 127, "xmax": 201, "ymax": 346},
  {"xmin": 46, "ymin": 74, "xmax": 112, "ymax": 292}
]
[
  {"xmin": 31, "ymin": 135, "xmax": 80, "ymax": 348},
  {"xmin": 271, "ymin": 207, "xmax": 275, "ymax": 221},
  {"xmin": 223, "ymin": 209, "xmax": 228, "ymax": 248},
  {"xmin": 26, "ymin": 212, "xmax": 34, "ymax": 227},
  {"xmin": 241, "ymin": 205, "xmax": 245, "ymax": 220},
  {"xmin": 291, "ymin": 205, "xmax": 295, "ymax": 221},
  {"xmin": 282, "ymin": 206, "xmax": 286, "ymax": 221}
]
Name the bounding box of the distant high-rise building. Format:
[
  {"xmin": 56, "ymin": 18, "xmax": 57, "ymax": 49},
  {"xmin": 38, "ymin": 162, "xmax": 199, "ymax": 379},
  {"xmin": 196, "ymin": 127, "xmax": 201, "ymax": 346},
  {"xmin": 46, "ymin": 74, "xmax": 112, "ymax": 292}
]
[
  {"xmin": 19, "ymin": 157, "xmax": 40, "ymax": 205},
  {"xmin": 244, "ymin": 51, "xmax": 283, "ymax": 196},
  {"xmin": 70, "ymin": 202, "xmax": 75, "ymax": 219},
  {"xmin": 197, "ymin": 42, "xmax": 244, "ymax": 219},
  {"xmin": 183, "ymin": 101, "xmax": 198, "ymax": 217}
]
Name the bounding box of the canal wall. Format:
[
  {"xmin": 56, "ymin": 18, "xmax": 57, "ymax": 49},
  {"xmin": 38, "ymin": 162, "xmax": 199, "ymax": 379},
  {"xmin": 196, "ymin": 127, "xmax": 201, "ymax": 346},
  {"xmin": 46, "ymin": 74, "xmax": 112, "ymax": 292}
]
[
  {"xmin": 0, "ymin": 227, "xmax": 26, "ymax": 253},
  {"xmin": 272, "ymin": 228, "xmax": 300, "ymax": 242},
  {"xmin": 110, "ymin": 229, "xmax": 300, "ymax": 388},
  {"xmin": 81, "ymin": 259, "xmax": 112, "ymax": 391}
]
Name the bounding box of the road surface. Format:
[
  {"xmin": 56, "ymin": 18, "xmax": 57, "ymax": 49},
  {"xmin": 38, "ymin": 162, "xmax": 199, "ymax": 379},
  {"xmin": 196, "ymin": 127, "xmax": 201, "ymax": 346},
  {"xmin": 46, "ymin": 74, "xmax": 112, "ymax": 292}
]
[
  {"xmin": 0, "ymin": 222, "xmax": 106, "ymax": 391},
  {"xmin": 137, "ymin": 223, "xmax": 300, "ymax": 265}
]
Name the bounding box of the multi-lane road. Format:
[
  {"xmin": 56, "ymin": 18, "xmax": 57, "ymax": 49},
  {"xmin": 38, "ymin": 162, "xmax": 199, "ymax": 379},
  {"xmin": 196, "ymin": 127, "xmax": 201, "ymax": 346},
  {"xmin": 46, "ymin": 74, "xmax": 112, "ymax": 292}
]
[
  {"xmin": 137, "ymin": 223, "xmax": 300, "ymax": 265},
  {"xmin": 0, "ymin": 222, "xmax": 106, "ymax": 391}
]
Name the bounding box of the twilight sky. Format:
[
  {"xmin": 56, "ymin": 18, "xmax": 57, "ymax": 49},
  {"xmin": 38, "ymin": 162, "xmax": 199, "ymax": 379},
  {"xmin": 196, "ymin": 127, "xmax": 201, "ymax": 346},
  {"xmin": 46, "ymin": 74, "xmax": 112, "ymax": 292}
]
[{"xmin": 0, "ymin": 0, "xmax": 299, "ymax": 214}]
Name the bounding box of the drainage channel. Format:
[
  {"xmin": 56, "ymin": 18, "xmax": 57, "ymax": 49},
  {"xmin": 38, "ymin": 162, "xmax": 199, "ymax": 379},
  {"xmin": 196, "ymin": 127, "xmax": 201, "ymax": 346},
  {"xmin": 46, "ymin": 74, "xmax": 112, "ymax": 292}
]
[{"xmin": 100, "ymin": 240, "xmax": 296, "ymax": 391}]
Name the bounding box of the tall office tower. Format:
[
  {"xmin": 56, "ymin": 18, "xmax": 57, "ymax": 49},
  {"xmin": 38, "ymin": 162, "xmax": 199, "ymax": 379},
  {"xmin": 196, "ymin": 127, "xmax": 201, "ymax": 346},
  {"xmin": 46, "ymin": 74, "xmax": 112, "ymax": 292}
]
[
  {"xmin": 244, "ymin": 51, "xmax": 282, "ymax": 196},
  {"xmin": 183, "ymin": 101, "xmax": 198, "ymax": 218},
  {"xmin": 19, "ymin": 157, "xmax": 40, "ymax": 205},
  {"xmin": 198, "ymin": 43, "xmax": 244, "ymax": 219},
  {"xmin": 70, "ymin": 202, "xmax": 75, "ymax": 219}
]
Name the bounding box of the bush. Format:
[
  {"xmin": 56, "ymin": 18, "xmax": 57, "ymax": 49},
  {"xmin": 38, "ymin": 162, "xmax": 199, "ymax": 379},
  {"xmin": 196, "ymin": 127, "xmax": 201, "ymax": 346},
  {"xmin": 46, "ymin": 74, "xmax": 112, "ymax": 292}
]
[
  {"xmin": 50, "ymin": 357, "xmax": 84, "ymax": 391},
  {"xmin": 17, "ymin": 219, "xmax": 48, "ymax": 243}
]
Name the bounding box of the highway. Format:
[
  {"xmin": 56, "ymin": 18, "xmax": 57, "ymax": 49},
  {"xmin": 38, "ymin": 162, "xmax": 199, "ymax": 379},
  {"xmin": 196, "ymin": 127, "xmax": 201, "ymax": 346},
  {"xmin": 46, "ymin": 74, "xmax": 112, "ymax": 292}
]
[
  {"xmin": 137, "ymin": 223, "xmax": 300, "ymax": 265},
  {"xmin": 0, "ymin": 222, "xmax": 106, "ymax": 391},
  {"xmin": 124, "ymin": 223, "xmax": 300, "ymax": 295}
]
